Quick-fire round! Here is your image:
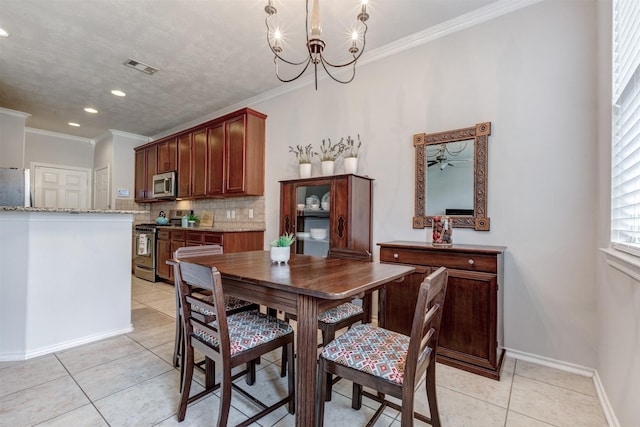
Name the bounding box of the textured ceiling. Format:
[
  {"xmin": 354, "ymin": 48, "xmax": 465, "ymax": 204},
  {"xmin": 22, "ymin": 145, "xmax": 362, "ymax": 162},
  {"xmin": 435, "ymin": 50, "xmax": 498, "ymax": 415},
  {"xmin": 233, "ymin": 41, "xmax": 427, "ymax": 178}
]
[{"xmin": 0, "ymin": 0, "xmax": 498, "ymax": 140}]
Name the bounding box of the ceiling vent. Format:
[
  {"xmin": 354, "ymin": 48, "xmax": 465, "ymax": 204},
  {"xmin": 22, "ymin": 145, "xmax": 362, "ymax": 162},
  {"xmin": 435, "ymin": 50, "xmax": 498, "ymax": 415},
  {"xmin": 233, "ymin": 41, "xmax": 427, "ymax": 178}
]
[{"xmin": 123, "ymin": 58, "xmax": 158, "ymax": 75}]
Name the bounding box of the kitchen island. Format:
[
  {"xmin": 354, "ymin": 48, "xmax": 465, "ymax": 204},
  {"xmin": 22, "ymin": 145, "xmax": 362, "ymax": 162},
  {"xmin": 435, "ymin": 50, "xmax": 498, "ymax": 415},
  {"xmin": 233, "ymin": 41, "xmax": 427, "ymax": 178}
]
[{"xmin": 0, "ymin": 207, "xmax": 144, "ymax": 360}]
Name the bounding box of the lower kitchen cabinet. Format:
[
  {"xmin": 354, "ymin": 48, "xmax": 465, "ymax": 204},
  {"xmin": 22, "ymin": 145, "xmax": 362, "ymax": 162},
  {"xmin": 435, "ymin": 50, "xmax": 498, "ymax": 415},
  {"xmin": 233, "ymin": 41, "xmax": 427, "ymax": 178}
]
[
  {"xmin": 378, "ymin": 241, "xmax": 506, "ymax": 380},
  {"xmin": 156, "ymin": 229, "xmax": 264, "ymax": 282}
]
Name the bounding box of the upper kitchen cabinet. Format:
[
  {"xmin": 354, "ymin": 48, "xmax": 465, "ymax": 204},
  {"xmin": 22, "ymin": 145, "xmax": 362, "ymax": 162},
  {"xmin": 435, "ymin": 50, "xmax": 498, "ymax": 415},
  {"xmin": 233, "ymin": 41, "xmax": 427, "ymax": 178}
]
[
  {"xmin": 156, "ymin": 137, "xmax": 177, "ymax": 173},
  {"xmin": 206, "ymin": 108, "xmax": 266, "ymax": 197},
  {"xmin": 134, "ymin": 107, "xmax": 266, "ymax": 202},
  {"xmin": 134, "ymin": 144, "xmax": 157, "ymax": 202}
]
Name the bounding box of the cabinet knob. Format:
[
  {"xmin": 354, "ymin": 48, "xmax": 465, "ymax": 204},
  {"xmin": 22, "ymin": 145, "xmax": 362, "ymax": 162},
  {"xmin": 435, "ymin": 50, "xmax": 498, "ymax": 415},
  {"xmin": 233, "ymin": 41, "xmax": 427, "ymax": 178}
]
[
  {"xmin": 393, "ymin": 253, "xmax": 399, "ymax": 259},
  {"xmin": 468, "ymin": 259, "xmax": 474, "ymax": 265}
]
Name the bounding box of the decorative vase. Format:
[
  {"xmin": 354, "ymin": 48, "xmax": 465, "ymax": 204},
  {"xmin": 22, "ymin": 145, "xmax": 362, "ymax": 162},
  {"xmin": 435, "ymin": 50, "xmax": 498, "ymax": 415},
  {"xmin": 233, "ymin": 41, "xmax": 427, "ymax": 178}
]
[
  {"xmin": 270, "ymin": 246, "xmax": 291, "ymax": 264},
  {"xmin": 321, "ymin": 160, "xmax": 335, "ymax": 176},
  {"xmin": 344, "ymin": 157, "xmax": 358, "ymax": 174},
  {"xmin": 299, "ymin": 162, "xmax": 312, "ymax": 178},
  {"xmin": 188, "ymin": 220, "xmax": 196, "ymax": 228}
]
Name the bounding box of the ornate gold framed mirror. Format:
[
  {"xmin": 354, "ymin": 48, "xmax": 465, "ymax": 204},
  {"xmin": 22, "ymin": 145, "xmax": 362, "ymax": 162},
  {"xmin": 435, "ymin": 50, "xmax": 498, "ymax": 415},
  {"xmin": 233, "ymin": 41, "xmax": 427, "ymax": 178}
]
[{"xmin": 413, "ymin": 122, "xmax": 491, "ymax": 231}]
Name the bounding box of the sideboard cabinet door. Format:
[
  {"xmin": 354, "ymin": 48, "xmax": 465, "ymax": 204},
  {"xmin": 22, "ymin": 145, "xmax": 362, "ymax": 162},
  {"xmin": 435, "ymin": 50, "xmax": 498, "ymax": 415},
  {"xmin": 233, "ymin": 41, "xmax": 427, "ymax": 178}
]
[{"xmin": 378, "ymin": 241, "xmax": 506, "ymax": 380}]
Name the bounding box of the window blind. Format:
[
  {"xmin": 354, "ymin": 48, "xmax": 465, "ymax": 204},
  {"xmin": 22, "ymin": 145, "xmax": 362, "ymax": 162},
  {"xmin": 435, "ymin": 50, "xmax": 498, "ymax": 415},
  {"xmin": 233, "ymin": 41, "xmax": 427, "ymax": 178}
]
[{"xmin": 611, "ymin": 0, "xmax": 640, "ymax": 254}]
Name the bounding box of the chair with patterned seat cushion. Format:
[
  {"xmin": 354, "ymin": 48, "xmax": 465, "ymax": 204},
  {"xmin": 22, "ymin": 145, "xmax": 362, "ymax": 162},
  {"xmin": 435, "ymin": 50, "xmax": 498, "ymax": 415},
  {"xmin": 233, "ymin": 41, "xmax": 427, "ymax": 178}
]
[
  {"xmin": 176, "ymin": 260, "xmax": 295, "ymax": 426},
  {"xmin": 281, "ymin": 249, "xmax": 371, "ymax": 399},
  {"xmin": 170, "ymin": 245, "xmax": 259, "ymax": 387},
  {"xmin": 317, "ymin": 266, "xmax": 448, "ymax": 427}
]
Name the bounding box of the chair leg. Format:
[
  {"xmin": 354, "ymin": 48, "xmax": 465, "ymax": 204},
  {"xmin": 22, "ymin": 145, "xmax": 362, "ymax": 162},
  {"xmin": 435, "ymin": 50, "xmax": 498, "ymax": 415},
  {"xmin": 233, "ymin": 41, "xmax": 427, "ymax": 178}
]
[
  {"xmin": 205, "ymin": 357, "xmax": 216, "ymax": 389},
  {"xmin": 173, "ymin": 310, "xmax": 182, "ymax": 368},
  {"xmin": 352, "ymin": 382, "xmax": 363, "ymax": 410},
  {"xmin": 316, "ymin": 358, "xmax": 327, "ymax": 427},
  {"xmin": 426, "ymin": 362, "xmax": 441, "ymax": 427},
  {"xmin": 218, "ymin": 366, "xmax": 232, "ymax": 427},
  {"xmin": 322, "ymin": 328, "xmax": 336, "ymax": 401},
  {"xmin": 178, "ymin": 344, "xmax": 194, "ymax": 422},
  {"xmin": 246, "ymin": 359, "xmax": 256, "ymax": 385},
  {"xmin": 287, "ymin": 341, "xmax": 295, "ymax": 414}
]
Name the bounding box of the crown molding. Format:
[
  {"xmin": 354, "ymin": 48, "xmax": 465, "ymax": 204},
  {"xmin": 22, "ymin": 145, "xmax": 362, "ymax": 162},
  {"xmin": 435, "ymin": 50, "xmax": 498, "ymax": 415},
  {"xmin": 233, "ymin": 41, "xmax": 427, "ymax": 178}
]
[
  {"xmin": 152, "ymin": 0, "xmax": 542, "ymax": 140},
  {"xmin": 25, "ymin": 127, "xmax": 95, "ymax": 146},
  {"xmin": 0, "ymin": 107, "xmax": 31, "ymax": 119},
  {"xmin": 109, "ymin": 129, "xmax": 151, "ymax": 142}
]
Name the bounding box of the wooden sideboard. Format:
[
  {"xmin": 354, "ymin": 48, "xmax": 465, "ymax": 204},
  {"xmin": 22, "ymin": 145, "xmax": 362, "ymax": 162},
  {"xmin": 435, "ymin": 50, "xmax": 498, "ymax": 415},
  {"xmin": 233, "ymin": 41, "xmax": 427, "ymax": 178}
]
[{"xmin": 378, "ymin": 241, "xmax": 506, "ymax": 380}]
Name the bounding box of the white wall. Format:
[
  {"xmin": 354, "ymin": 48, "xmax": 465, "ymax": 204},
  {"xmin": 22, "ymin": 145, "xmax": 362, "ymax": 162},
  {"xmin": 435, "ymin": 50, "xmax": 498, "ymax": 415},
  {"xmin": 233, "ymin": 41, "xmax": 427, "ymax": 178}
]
[
  {"xmin": 0, "ymin": 108, "xmax": 29, "ymax": 168},
  {"xmin": 253, "ymin": 0, "xmax": 599, "ymax": 369},
  {"xmin": 24, "ymin": 128, "xmax": 94, "ymax": 169},
  {"xmin": 595, "ymin": 1, "xmax": 640, "ymax": 426},
  {"xmin": 112, "ymin": 130, "xmax": 149, "ymax": 204}
]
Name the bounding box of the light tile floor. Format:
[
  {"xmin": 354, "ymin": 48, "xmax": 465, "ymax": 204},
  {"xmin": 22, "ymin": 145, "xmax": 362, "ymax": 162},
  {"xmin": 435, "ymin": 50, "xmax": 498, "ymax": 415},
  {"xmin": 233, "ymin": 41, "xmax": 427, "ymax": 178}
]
[{"xmin": 0, "ymin": 276, "xmax": 608, "ymax": 426}]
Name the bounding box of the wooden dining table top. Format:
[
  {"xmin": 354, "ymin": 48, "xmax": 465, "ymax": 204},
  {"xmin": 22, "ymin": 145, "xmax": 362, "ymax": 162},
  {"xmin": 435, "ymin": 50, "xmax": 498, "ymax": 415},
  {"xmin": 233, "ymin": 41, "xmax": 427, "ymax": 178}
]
[{"xmin": 177, "ymin": 250, "xmax": 416, "ymax": 300}]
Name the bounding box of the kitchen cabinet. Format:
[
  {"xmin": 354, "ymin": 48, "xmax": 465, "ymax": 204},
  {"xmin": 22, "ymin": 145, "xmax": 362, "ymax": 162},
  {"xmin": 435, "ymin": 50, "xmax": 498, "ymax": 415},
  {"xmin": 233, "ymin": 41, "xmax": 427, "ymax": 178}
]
[
  {"xmin": 135, "ymin": 107, "xmax": 266, "ymax": 201},
  {"xmin": 134, "ymin": 144, "xmax": 157, "ymax": 202},
  {"xmin": 191, "ymin": 129, "xmax": 207, "ymax": 197},
  {"xmin": 156, "ymin": 137, "xmax": 177, "ymax": 173},
  {"xmin": 378, "ymin": 241, "xmax": 506, "ymax": 380},
  {"xmin": 156, "ymin": 229, "xmax": 264, "ymax": 282},
  {"xmin": 279, "ymin": 174, "xmax": 373, "ymax": 258},
  {"xmin": 177, "ymin": 133, "xmax": 192, "ymax": 198},
  {"xmin": 206, "ymin": 109, "xmax": 266, "ymax": 197}
]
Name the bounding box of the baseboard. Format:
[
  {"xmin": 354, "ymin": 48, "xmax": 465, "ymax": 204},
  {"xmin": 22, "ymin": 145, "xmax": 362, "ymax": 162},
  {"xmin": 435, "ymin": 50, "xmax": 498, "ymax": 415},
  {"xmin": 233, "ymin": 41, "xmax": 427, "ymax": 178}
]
[
  {"xmin": 505, "ymin": 348, "xmax": 619, "ymax": 427},
  {"xmin": 0, "ymin": 324, "xmax": 134, "ymax": 361}
]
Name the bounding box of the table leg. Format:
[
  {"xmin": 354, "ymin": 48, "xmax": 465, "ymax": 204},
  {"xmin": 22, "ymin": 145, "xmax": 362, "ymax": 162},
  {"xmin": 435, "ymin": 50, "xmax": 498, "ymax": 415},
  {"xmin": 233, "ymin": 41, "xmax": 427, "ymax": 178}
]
[{"xmin": 296, "ymin": 294, "xmax": 318, "ymax": 426}]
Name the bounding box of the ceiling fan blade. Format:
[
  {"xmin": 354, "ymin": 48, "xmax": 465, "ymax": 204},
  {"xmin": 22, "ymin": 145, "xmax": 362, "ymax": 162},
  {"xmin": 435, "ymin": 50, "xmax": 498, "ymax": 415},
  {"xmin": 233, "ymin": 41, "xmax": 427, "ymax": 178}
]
[{"xmin": 428, "ymin": 161, "xmax": 437, "ymax": 167}]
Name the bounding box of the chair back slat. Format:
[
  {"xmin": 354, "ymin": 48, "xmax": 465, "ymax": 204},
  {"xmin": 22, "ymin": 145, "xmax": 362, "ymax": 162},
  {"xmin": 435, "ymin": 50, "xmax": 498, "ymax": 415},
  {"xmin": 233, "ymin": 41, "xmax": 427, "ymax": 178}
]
[{"xmin": 405, "ymin": 266, "xmax": 448, "ymax": 386}]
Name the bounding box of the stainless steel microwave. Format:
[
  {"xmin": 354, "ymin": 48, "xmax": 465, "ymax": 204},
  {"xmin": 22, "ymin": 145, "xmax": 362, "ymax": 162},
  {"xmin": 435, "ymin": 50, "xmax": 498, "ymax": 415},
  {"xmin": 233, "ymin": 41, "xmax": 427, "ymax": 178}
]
[{"xmin": 152, "ymin": 171, "xmax": 176, "ymax": 199}]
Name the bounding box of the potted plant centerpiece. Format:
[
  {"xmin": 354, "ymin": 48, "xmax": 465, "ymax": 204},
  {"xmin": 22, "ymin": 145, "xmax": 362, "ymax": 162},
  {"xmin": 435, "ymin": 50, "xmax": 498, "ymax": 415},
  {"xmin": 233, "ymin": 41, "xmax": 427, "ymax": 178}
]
[
  {"xmin": 343, "ymin": 134, "xmax": 362, "ymax": 174},
  {"xmin": 270, "ymin": 232, "xmax": 295, "ymax": 263},
  {"xmin": 317, "ymin": 138, "xmax": 346, "ymax": 175},
  {"xmin": 289, "ymin": 144, "xmax": 316, "ymax": 178}
]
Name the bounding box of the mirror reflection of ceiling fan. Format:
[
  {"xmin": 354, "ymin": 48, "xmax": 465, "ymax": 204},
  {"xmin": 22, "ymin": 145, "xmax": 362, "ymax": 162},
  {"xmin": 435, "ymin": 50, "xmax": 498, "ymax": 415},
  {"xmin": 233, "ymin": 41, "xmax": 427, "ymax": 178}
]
[{"xmin": 427, "ymin": 143, "xmax": 471, "ymax": 170}]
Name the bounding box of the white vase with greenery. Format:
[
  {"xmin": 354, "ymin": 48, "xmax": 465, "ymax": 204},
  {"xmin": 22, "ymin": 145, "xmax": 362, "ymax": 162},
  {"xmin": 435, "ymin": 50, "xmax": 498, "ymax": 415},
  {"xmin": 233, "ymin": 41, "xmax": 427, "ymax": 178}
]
[
  {"xmin": 289, "ymin": 144, "xmax": 316, "ymax": 179},
  {"xmin": 317, "ymin": 138, "xmax": 345, "ymax": 176},
  {"xmin": 343, "ymin": 135, "xmax": 362, "ymax": 174}
]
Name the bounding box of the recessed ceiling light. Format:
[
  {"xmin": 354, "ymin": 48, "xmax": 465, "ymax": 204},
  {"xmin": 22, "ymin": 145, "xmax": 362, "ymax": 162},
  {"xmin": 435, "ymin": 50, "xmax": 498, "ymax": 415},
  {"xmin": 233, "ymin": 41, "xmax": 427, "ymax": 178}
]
[
  {"xmin": 68, "ymin": 122, "xmax": 80, "ymax": 127},
  {"xmin": 84, "ymin": 107, "xmax": 98, "ymax": 114},
  {"xmin": 0, "ymin": 28, "xmax": 9, "ymax": 38},
  {"xmin": 111, "ymin": 90, "xmax": 126, "ymax": 97}
]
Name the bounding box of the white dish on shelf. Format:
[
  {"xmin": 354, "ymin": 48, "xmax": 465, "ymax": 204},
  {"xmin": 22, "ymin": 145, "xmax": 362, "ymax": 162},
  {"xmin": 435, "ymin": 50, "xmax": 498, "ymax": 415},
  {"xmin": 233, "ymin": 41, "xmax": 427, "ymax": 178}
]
[
  {"xmin": 322, "ymin": 192, "xmax": 330, "ymax": 204},
  {"xmin": 305, "ymin": 195, "xmax": 320, "ymax": 208},
  {"xmin": 297, "ymin": 232, "xmax": 310, "ymax": 239},
  {"xmin": 310, "ymin": 228, "xmax": 327, "ymax": 240}
]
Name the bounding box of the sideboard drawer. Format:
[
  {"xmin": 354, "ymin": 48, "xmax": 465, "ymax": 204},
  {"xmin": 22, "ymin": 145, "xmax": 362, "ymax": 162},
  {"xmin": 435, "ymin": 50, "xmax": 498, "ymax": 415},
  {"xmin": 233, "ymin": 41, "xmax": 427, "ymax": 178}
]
[{"xmin": 380, "ymin": 247, "xmax": 497, "ymax": 273}]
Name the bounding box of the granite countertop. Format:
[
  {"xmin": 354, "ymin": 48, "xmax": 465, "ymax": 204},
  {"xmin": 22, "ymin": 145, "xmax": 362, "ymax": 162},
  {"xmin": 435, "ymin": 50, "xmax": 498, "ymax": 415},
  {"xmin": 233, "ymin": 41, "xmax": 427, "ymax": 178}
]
[
  {"xmin": 0, "ymin": 206, "xmax": 147, "ymax": 214},
  {"xmin": 152, "ymin": 222, "xmax": 266, "ymax": 232}
]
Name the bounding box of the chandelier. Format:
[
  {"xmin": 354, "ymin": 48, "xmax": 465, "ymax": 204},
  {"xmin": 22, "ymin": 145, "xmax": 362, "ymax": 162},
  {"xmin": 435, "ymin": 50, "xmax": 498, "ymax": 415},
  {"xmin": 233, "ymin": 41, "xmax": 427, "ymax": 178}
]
[{"xmin": 264, "ymin": 0, "xmax": 370, "ymax": 89}]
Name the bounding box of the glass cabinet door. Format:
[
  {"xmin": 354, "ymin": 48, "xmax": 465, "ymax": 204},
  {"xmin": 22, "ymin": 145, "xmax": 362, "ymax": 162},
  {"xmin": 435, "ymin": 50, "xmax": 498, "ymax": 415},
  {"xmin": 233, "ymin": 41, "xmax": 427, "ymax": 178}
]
[{"xmin": 295, "ymin": 183, "xmax": 330, "ymax": 256}]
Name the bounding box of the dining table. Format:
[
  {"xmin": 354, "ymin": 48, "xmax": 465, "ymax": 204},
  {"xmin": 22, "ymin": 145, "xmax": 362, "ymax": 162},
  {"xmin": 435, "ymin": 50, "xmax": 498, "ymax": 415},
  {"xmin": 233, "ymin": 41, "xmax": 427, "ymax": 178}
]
[{"xmin": 176, "ymin": 250, "xmax": 415, "ymax": 426}]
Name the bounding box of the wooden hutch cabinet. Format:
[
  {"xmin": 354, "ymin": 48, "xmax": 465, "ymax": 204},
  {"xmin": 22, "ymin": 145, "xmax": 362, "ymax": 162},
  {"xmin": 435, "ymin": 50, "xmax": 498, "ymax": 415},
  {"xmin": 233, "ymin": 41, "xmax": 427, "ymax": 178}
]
[
  {"xmin": 378, "ymin": 241, "xmax": 506, "ymax": 380},
  {"xmin": 279, "ymin": 174, "xmax": 373, "ymax": 258}
]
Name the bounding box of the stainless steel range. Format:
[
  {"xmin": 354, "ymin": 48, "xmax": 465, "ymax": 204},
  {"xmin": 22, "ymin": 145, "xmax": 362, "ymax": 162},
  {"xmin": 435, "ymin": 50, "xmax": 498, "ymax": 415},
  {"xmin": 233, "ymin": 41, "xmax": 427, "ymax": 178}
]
[{"xmin": 133, "ymin": 210, "xmax": 192, "ymax": 282}]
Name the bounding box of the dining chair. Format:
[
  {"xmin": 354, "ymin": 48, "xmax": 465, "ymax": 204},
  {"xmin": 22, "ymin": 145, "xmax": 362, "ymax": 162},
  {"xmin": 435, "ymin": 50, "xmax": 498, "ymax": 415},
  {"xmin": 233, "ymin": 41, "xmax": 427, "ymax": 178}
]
[
  {"xmin": 170, "ymin": 245, "xmax": 259, "ymax": 387},
  {"xmin": 281, "ymin": 248, "xmax": 371, "ymax": 400},
  {"xmin": 317, "ymin": 266, "xmax": 448, "ymax": 427},
  {"xmin": 176, "ymin": 260, "xmax": 295, "ymax": 426}
]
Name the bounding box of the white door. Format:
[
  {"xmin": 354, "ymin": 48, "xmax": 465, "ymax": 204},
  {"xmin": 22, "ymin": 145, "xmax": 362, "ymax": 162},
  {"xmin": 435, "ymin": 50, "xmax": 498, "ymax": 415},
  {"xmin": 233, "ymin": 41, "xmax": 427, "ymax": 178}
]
[
  {"xmin": 94, "ymin": 165, "xmax": 110, "ymax": 209},
  {"xmin": 32, "ymin": 164, "xmax": 91, "ymax": 209}
]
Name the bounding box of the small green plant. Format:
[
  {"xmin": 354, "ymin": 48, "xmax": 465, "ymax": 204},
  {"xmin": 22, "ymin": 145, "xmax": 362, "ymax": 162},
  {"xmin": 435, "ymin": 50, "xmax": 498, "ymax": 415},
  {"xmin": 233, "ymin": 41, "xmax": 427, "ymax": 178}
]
[
  {"xmin": 344, "ymin": 134, "xmax": 362, "ymax": 158},
  {"xmin": 270, "ymin": 232, "xmax": 295, "ymax": 247},
  {"xmin": 317, "ymin": 138, "xmax": 346, "ymax": 161},
  {"xmin": 289, "ymin": 144, "xmax": 316, "ymax": 164},
  {"xmin": 187, "ymin": 213, "xmax": 200, "ymax": 223}
]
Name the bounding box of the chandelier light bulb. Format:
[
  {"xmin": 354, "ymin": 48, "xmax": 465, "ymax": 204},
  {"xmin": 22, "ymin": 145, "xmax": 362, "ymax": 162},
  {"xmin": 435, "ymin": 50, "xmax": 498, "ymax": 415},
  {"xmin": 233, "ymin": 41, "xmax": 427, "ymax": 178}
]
[{"xmin": 310, "ymin": 0, "xmax": 322, "ymax": 38}]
